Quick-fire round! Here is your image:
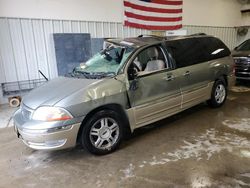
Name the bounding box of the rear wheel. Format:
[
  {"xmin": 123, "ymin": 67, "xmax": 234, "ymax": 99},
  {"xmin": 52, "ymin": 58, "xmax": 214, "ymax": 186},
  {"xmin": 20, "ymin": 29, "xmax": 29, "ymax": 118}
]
[
  {"xmin": 81, "ymin": 110, "xmax": 123, "ymax": 155},
  {"xmin": 207, "ymin": 79, "xmax": 227, "ymax": 108}
]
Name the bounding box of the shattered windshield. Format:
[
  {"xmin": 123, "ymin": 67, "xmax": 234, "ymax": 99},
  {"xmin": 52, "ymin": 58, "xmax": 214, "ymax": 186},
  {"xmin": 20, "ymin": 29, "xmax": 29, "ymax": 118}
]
[{"xmin": 71, "ymin": 44, "xmax": 134, "ymax": 79}]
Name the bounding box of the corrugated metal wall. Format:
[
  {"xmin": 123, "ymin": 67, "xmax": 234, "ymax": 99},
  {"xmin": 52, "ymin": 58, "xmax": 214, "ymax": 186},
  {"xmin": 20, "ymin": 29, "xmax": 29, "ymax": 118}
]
[
  {"xmin": 0, "ymin": 17, "xmax": 239, "ymax": 103},
  {"xmin": 0, "ymin": 17, "xmax": 238, "ymax": 83},
  {"xmin": 0, "ymin": 17, "xmax": 152, "ymax": 84},
  {"xmin": 236, "ymin": 29, "xmax": 250, "ymax": 46}
]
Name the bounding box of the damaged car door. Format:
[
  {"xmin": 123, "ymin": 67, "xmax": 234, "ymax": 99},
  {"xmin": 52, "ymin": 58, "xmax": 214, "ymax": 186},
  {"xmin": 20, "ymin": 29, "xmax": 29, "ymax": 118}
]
[{"xmin": 126, "ymin": 44, "xmax": 182, "ymax": 128}]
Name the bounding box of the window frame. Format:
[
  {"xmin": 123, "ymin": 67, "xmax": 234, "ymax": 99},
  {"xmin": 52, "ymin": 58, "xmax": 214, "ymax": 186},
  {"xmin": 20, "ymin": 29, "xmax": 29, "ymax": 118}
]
[{"xmin": 126, "ymin": 43, "xmax": 175, "ymax": 79}]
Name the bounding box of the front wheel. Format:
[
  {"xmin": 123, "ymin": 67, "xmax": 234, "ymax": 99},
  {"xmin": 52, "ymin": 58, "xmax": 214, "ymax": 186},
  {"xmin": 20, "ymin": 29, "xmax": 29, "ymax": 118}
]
[
  {"xmin": 81, "ymin": 110, "xmax": 123, "ymax": 155},
  {"xmin": 207, "ymin": 79, "xmax": 227, "ymax": 108}
]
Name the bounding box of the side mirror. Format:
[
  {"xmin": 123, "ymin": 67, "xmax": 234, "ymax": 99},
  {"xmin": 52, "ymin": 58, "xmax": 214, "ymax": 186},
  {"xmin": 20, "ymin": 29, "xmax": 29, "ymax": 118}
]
[
  {"xmin": 234, "ymin": 46, "xmax": 238, "ymax": 51},
  {"xmin": 128, "ymin": 64, "xmax": 138, "ymax": 80}
]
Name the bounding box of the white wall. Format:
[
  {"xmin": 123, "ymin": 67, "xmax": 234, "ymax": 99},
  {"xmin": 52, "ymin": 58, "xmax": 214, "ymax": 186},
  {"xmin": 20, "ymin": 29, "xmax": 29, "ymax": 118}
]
[
  {"xmin": 0, "ymin": 0, "xmax": 242, "ymax": 27},
  {"xmin": 0, "ymin": 0, "xmax": 124, "ymax": 22},
  {"xmin": 241, "ymin": 12, "xmax": 250, "ymax": 26},
  {"xmin": 183, "ymin": 0, "xmax": 242, "ymax": 27},
  {"xmin": 240, "ymin": 4, "xmax": 250, "ymax": 26}
]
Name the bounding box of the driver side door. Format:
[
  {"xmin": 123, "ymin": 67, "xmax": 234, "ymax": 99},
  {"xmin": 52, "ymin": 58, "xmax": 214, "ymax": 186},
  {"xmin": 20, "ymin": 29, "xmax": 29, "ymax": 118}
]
[{"xmin": 127, "ymin": 45, "xmax": 182, "ymax": 128}]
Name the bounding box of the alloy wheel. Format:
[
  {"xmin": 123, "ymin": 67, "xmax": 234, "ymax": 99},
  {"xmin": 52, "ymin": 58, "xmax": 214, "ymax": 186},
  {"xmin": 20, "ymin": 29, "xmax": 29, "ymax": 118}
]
[
  {"xmin": 215, "ymin": 84, "xmax": 226, "ymax": 104},
  {"xmin": 89, "ymin": 117, "xmax": 119, "ymax": 150}
]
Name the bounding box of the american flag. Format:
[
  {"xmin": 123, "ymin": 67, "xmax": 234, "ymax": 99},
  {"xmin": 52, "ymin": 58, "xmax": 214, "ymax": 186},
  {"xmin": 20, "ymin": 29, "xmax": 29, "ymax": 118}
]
[{"xmin": 124, "ymin": 0, "xmax": 183, "ymax": 30}]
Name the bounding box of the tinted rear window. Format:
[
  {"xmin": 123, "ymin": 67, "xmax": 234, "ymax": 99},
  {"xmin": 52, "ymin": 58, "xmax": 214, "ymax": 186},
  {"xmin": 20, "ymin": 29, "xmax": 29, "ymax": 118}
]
[{"xmin": 165, "ymin": 37, "xmax": 231, "ymax": 68}]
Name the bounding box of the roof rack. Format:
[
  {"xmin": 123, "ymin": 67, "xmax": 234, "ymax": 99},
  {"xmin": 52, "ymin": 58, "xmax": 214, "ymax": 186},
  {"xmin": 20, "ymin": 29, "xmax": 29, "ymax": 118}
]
[
  {"xmin": 137, "ymin": 34, "xmax": 166, "ymax": 39},
  {"xmin": 189, "ymin": 33, "xmax": 207, "ymax": 36},
  {"xmin": 137, "ymin": 33, "xmax": 207, "ymax": 40}
]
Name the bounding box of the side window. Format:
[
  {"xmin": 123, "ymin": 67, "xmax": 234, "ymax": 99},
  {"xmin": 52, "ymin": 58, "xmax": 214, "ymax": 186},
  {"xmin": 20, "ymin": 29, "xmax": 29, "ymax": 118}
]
[
  {"xmin": 165, "ymin": 37, "xmax": 231, "ymax": 68},
  {"xmin": 165, "ymin": 39, "xmax": 206, "ymax": 68},
  {"xmin": 133, "ymin": 46, "xmax": 169, "ymax": 73},
  {"xmin": 201, "ymin": 37, "xmax": 231, "ymax": 60}
]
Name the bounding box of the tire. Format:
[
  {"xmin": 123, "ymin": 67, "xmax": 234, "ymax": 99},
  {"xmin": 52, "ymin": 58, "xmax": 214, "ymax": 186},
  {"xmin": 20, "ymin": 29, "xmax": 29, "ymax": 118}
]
[
  {"xmin": 207, "ymin": 79, "xmax": 227, "ymax": 108},
  {"xmin": 81, "ymin": 110, "xmax": 124, "ymax": 155},
  {"xmin": 9, "ymin": 98, "xmax": 20, "ymax": 108}
]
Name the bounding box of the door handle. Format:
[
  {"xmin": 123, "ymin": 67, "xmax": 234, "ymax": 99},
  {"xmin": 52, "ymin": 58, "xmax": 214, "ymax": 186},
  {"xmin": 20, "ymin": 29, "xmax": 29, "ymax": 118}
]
[
  {"xmin": 164, "ymin": 74, "xmax": 175, "ymax": 81},
  {"xmin": 183, "ymin": 71, "xmax": 191, "ymax": 76}
]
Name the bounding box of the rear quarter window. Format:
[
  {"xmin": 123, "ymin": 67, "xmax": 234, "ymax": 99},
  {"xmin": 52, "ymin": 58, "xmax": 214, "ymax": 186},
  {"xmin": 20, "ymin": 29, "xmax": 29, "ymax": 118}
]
[{"xmin": 165, "ymin": 37, "xmax": 231, "ymax": 68}]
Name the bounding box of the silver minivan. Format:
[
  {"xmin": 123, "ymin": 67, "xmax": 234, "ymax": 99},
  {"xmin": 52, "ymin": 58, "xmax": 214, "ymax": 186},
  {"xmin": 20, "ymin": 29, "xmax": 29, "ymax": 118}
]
[{"xmin": 14, "ymin": 35, "xmax": 235, "ymax": 155}]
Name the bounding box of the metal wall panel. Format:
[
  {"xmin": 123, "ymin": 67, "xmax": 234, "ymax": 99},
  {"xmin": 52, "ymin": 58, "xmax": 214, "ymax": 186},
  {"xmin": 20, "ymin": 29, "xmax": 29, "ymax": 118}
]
[
  {"xmin": 0, "ymin": 51, "xmax": 6, "ymax": 83},
  {"xmin": 8, "ymin": 19, "xmax": 30, "ymax": 81},
  {"xmin": 236, "ymin": 30, "xmax": 250, "ymax": 46},
  {"xmin": 0, "ymin": 18, "xmax": 18, "ymax": 83},
  {"xmin": 0, "ymin": 18, "xmax": 240, "ymax": 85},
  {"xmin": 62, "ymin": 20, "xmax": 72, "ymax": 33},
  {"xmin": 52, "ymin": 20, "xmax": 63, "ymax": 33},
  {"xmin": 32, "ymin": 19, "xmax": 50, "ymax": 80},
  {"xmin": 71, "ymin": 21, "xmax": 81, "ymax": 33},
  {"xmin": 43, "ymin": 20, "xmax": 58, "ymax": 79},
  {"xmin": 20, "ymin": 19, "xmax": 40, "ymax": 80}
]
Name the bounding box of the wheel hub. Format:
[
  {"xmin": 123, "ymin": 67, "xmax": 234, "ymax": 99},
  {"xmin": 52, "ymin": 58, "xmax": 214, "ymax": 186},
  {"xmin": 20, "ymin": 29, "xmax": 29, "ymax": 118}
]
[
  {"xmin": 215, "ymin": 84, "xmax": 226, "ymax": 104},
  {"xmin": 99, "ymin": 127, "xmax": 111, "ymax": 139}
]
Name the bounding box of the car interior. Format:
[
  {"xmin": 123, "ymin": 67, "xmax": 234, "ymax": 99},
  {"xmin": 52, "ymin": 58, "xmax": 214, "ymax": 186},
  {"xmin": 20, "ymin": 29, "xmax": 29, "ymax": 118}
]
[{"xmin": 133, "ymin": 46, "xmax": 168, "ymax": 74}]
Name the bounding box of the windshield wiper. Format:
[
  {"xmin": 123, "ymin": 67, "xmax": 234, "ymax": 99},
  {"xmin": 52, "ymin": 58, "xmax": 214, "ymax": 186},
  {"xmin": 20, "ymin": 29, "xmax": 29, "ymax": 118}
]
[
  {"xmin": 70, "ymin": 70, "xmax": 115, "ymax": 79},
  {"xmin": 89, "ymin": 72, "xmax": 116, "ymax": 79},
  {"xmin": 95, "ymin": 72, "xmax": 115, "ymax": 76},
  {"xmin": 70, "ymin": 70, "xmax": 91, "ymax": 78}
]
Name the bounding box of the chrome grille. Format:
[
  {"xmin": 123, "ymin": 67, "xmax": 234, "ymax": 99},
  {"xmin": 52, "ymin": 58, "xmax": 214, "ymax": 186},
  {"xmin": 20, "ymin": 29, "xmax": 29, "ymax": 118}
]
[
  {"xmin": 21, "ymin": 104, "xmax": 33, "ymax": 120},
  {"xmin": 234, "ymin": 57, "xmax": 250, "ymax": 66}
]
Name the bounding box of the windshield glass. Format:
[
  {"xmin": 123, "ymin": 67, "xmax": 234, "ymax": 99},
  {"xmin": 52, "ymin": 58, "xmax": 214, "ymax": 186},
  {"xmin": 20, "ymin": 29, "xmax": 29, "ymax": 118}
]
[
  {"xmin": 72, "ymin": 44, "xmax": 134, "ymax": 79},
  {"xmin": 236, "ymin": 40, "xmax": 250, "ymax": 51}
]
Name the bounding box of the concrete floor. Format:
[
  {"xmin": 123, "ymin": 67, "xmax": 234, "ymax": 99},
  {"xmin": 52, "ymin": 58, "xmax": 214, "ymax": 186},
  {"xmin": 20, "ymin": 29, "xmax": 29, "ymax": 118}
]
[
  {"xmin": 0, "ymin": 85, "xmax": 250, "ymax": 188},
  {"xmin": 0, "ymin": 104, "xmax": 16, "ymax": 128}
]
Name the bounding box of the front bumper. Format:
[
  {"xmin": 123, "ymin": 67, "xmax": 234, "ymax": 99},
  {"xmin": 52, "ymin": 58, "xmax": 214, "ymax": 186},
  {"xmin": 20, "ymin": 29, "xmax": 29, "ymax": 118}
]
[
  {"xmin": 235, "ymin": 74, "xmax": 250, "ymax": 80},
  {"xmin": 234, "ymin": 57, "xmax": 250, "ymax": 80},
  {"xmin": 13, "ymin": 109, "xmax": 82, "ymax": 150},
  {"xmin": 235, "ymin": 69, "xmax": 250, "ymax": 80}
]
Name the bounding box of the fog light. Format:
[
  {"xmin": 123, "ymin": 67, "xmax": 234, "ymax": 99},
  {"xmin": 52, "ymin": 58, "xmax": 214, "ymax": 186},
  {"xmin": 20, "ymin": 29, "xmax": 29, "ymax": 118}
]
[{"xmin": 45, "ymin": 139, "xmax": 67, "ymax": 147}]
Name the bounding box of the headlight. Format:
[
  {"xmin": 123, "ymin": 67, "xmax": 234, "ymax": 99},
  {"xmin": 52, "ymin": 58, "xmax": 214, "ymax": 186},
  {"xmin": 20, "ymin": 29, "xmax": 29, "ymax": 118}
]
[{"xmin": 32, "ymin": 107, "xmax": 73, "ymax": 121}]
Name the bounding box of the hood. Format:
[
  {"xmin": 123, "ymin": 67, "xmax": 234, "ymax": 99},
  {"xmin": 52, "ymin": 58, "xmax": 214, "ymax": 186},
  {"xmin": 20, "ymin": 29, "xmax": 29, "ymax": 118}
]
[
  {"xmin": 231, "ymin": 50, "xmax": 250, "ymax": 57},
  {"xmin": 22, "ymin": 77, "xmax": 100, "ymax": 109}
]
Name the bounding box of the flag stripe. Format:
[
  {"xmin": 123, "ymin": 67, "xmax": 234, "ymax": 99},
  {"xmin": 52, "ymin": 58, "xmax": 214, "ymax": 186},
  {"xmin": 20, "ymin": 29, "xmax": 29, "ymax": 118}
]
[
  {"xmin": 124, "ymin": 1, "xmax": 182, "ymax": 13},
  {"xmin": 125, "ymin": 11, "xmax": 182, "ymax": 22},
  {"xmin": 124, "ymin": 0, "xmax": 181, "ymax": 9},
  {"xmin": 125, "ymin": 18, "xmax": 182, "ymax": 26},
  {"xmin": 125, "ymin": 21, "xmax": 182, "ymax": 30},
  {"xmin": 125, "ymin": 7, "xmax": 182, "ymax": 18},
  {"xmin": 151, "ymin": 0, "xmax": 183, "ymax": 6},
  {"xmin": 123, "ymin": 0, "xmax": 183, "ymax": 30},
  {"xmin": 151, "ymin": 0, "xmax": 182, "ymax": 5}
]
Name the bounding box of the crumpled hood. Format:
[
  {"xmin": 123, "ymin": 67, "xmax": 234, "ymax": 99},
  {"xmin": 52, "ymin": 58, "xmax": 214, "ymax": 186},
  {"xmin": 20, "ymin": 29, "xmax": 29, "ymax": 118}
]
[
  {"xmin": 231, "ymin": 50, "xmax": 250, "ymax": 57},
  {"xmin": 22, "ymin": 77, "xmax": 100, "ymax": 109}
]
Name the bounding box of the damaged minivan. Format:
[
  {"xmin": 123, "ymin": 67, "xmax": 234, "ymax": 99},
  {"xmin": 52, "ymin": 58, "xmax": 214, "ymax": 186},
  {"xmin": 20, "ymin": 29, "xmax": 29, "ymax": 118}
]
[{"xmin": 13, "ymin": 34, "xmax": 235, "ymax": 155}]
